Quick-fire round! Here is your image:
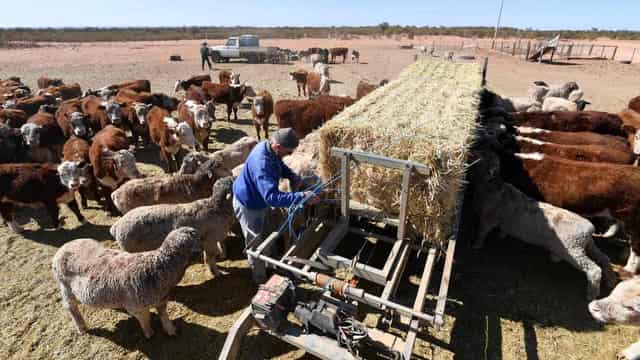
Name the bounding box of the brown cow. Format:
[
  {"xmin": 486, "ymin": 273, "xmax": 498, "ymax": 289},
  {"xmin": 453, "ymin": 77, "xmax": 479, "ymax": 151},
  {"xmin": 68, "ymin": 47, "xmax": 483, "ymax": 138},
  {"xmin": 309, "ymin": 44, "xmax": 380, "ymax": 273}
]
[
  {"xmin": 63, "ymin": 136, "xmax": 98, "ymax": 208},
  {"xmin": 37, "ymin": 76, "xmax": 64, "ymax": 89},
  {"xmin": 174, "ymin": 74, "xmax": 212, "ymax": 93},
  {"xmin": 329, "ymin": 47, "xmax": 349, "ymax": 64},
  {"xmin": 0, "ymin": 162, "xmax": 87, "ymax": 232},
  {"xmin": 89, "ymin": 126, "xmax": 140, "ymax": 214},
  {"xmin": 147, "ymin": 106, "xmax": 197, "ymax": 172},
  {"xmin": 275, "ymin": 99, "xmax": 327, "ymax": 139},
  {"xmin": 512, "ymin": 111, "xmax": 625, "ymax": 136},
  {"xmin": 252, "ymin": 90, "xmax": 273, "ymax": 140},
  {"xmin": 41, "ymin": 83, "xmax": 82, "ymax": 100},
  {"xmin": 0, "ymin": 109, "xmax": 28, "ymax": 128},
  {"xmin": 618, "ymin": 109, "xmax": 640, "ymax": 156},
  {"xmin": 81, "ymin": 95, "xmax": 125, "ymax": 133},
  {"xmin": 201, "ymin": 81, "xmax": 254, "ymax": 121},
  {"xmin": 356, "ymin": 79, "xmax": 389, "ymax": 100},
  {"xmin": 515, "ymin": 126, "xmax": 630, "ymax": 151},
  {"xmin": 514, "ymin": 135, "xmax": 635, "ymax": 164},
  {"xmin": 15, "ymin": 95, "xmax": 57, "ymax": 117},
  {"xmin": 20, "ymin": 111, "xmax": 65, "ymax": 163},
  {"xmin": 218, "ymin": 70, "xmax": 231, "ymax": 84},
  {"xmin": 498, "ymin": 151, "xmax": 640, "ymax": 275},
  {"xmin": 306, "ymin": 72, "xmax": 330, "ymax": 97},
  {"xmin": 289, "ymin": 69, "xmax": 308, "ymax": 97},
  {"xmin": 56, "ymin": 99, "xmax": 91, "ymax": 139},
  {"xmin": 177, "ymin": 100, "xmax": 213, "ymax": 150},
  {"xmin": 629, "ymin": 96, "xmax": 640, "ymax": 113}
]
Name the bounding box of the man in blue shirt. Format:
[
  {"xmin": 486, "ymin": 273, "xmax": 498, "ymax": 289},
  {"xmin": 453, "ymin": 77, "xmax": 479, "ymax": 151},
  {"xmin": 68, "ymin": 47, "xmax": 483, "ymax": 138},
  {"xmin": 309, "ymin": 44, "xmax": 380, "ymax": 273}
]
[{"xmin": 233, "ymin": 127, "xmax": 319, "ymax": 282}]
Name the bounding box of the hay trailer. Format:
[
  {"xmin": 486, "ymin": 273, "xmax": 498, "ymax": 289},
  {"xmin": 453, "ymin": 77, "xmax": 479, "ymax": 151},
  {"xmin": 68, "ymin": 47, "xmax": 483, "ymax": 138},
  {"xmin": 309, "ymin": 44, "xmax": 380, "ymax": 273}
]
[{"xmin": 220, "ymin": 59, "xmax": 482, "ymax": 360}]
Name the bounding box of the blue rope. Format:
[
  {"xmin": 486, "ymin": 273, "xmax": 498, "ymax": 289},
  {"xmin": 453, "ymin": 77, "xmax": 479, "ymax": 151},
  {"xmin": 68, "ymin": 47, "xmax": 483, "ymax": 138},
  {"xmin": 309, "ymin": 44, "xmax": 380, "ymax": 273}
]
[{"xmin": 282, "ymin": 172, "xmax": 342, "ymax": 242}]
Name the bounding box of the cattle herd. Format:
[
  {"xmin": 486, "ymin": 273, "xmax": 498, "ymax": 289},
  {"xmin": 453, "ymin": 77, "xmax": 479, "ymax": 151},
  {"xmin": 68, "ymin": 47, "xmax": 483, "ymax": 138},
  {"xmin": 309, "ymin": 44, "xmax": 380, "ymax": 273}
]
[
  {"xmin": 0, "ymin": 48, "xmax": 392, "ymax": 341},
  {"xmin": 476, "ymin": 83, "xmax": 640, "ymax": 358},
  {"xmin": 6, "ymin": 52, "xmax": 640, "ymax": 357}
]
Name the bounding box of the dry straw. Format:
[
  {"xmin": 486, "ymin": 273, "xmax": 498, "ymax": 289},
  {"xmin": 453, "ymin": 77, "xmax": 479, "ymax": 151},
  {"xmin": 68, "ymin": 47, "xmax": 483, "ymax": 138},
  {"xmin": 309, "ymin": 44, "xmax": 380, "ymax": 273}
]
[{"xmin": 318, "ymin": 59, "xmax": 482, "ymax": 248}]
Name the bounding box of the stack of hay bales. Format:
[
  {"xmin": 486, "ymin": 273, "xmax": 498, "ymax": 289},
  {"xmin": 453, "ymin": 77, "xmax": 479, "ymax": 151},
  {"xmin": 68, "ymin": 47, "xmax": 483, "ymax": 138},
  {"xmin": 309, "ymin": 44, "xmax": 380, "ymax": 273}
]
[{"xmin": 318, "ymin": 59, "xmax": 482, "ymax": 248}]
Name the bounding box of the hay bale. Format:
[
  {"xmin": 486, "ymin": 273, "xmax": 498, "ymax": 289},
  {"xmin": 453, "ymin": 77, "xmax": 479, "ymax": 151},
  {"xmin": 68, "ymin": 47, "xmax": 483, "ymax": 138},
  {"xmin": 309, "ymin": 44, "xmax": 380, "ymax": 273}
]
[{"xmin": 318, "ymin": 59, "xmax": 482, "ymax": 248}]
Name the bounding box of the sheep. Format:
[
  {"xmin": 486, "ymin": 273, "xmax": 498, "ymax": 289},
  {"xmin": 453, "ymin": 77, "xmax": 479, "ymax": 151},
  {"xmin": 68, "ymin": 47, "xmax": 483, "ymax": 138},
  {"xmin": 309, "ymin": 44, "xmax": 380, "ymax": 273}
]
[
  {"xmin": 111, "ymin": 157, "xmax": 231, "ymax": 214},
  {"xmin": 52, "ymin": 226, "xmax": 202, "ymax": 338},
  {"xmin": 110, "ymin": 177, "xmax": 235, "ymax": 277},
  {"xmin": 527, "ymin": 83, "xmax": 549, "ymax": 103},
  {"xmin": 589, "ymin": 277, "xmax": 640, "ymax": 360},
  {"xmin": 501, "ymin": 97, "xmax": 542, "ymax": 112},
  {"xmin": 542, "ymin": 96, "xmax": 591, "ymax": 112},
  {"xmin": 178, "ymin": 136, "xmax": 258, "ymax": 175},
  {"xmin": 470, "ymin": 149, "xmax": 616, "ymax": 300}
]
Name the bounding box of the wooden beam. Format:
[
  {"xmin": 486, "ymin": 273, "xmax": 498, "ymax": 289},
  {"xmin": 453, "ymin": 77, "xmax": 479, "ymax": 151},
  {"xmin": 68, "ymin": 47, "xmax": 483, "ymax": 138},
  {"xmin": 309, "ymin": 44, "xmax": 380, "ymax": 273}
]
[
  {"xmin": 381, "ymin": 241, "xmax": 411, "ymax": 300},
  {"xmin": 402, "ymin": 248, "xmax": 438, "ymax": 359},
  {"xmin": 218, "ymin": 307, "xmax": 256, "ymax": 360},
  {"xmin": 331, "ymin": 147, "xmax": 430, "ymax": 175},
  {"xmin": 340, "ymin": 152, "xmax": 351, "ymax": 219},
  {"xmin": 434, "ymin": 237, "xmax": 457, "ymax": 329}
]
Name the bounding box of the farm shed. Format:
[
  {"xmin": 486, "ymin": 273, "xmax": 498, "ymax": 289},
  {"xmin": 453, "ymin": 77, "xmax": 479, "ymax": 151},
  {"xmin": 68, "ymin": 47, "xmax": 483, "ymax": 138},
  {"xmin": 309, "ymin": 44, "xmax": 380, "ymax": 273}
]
[{"xmin": 319, "ymin": 59, "xmax": 483, "ymax": 249}]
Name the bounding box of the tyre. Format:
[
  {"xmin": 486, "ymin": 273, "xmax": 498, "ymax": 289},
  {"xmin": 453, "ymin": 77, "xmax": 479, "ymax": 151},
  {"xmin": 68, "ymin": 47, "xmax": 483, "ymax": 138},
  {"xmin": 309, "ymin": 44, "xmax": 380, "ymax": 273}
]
[{"xmin": 210, "ymin": 52, "xmax": 221, "ymax": 63}]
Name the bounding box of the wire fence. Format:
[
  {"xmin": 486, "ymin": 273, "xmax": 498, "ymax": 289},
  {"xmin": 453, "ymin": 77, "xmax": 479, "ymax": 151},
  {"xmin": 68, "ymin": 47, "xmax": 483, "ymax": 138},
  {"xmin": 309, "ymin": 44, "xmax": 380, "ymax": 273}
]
[{"xmin": 491, "ymin": 39, "xmax": 622, "ymax": 61}]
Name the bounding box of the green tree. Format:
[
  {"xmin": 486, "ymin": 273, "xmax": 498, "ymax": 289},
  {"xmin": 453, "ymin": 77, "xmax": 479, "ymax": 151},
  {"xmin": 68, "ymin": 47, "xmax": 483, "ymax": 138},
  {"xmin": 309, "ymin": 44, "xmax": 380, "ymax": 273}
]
[{"xmin": 379, "ymin": 22, "xmax": 389, "ymax": 35}]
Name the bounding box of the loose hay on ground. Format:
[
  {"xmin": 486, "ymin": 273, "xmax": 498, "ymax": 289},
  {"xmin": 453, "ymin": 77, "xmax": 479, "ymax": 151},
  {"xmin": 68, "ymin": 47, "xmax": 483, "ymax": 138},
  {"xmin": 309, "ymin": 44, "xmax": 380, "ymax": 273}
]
[{"xmin": 319, "ymin": 59, "xmax": 482, "ymax": 248}]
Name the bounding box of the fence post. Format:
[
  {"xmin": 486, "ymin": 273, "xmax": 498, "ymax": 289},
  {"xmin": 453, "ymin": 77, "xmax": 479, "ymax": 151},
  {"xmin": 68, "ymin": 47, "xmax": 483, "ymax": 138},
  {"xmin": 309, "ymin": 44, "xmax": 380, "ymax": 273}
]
[
  {"xmin": 612, "ymin": 46, "xmax": 618, "ymax": 60},
  {"xmin": 589, "ymin": 44, "xmax": 594, "ymax": 56},
  {"xmin": 525, "ymin": 41, "xmax": 531, "ymax": 60},
  {"xmin": 550, "ymin": 47, "xmax": 556, "ymax": 63},
  {"xmin": 512, "ymin": 41, "xmax": 517, "ymax": 56},
  {"xmin": 482, "ymin": 57, "xmax": 488, "ymax": 86},
  {"xmin": 600, "ymin": 46, "xmax": 606, "ymax": 59},
  {"xmin": 631, "ymin": 48, "xmax": 637, "ymax": 63},
  {"xmin": 567, "ymin": 44, "xmax": 573, "ymax": 59},
  {"xmin": 500, "ymin": 41, "xmax": 504, "ymax": 52},
  {"xmin": 491, "ymin": 40, "xmax": 495, "ymax": 49}
]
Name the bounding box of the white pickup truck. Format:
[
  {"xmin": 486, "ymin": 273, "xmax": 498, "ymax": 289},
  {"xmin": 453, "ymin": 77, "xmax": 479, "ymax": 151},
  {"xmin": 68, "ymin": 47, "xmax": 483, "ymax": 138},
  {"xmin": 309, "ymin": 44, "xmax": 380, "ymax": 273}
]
[{"xmin": 208, "ymin": 35, "xmax": 281, "ymax": 63}]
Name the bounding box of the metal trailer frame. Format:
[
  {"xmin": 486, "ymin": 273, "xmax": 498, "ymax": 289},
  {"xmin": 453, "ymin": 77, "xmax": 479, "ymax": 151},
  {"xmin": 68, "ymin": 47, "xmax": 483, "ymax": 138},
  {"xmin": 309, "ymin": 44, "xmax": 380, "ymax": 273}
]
[{"xmin": 219, "ymin": 148, "xmax": 462, "ymax": 360}]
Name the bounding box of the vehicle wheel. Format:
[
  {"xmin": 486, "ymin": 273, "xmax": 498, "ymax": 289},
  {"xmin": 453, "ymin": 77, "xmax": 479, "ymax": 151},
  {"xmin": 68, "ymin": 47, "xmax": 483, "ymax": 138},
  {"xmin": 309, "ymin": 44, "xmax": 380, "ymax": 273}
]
[
  {"xmin": 210, "ymin": 52, "xmax": 220, "ymax": 63},
  {"xmin": 247, "ymin": 54, "xmax": 257, "ymax": 64}
]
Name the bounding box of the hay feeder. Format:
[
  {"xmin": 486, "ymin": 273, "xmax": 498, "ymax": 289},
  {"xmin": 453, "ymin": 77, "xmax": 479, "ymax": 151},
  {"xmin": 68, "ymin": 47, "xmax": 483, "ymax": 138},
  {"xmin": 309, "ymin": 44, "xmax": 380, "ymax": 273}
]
[{"xmin": 219, "ymin": 59, "xmax": 482, "ymax": 360}]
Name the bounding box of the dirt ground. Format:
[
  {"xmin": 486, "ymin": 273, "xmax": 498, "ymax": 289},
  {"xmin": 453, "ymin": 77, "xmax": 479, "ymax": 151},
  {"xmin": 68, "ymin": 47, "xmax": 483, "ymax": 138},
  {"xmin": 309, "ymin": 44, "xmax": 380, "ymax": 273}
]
[{"xmin": 1, "ymin": 37, "xmax": 640, "ymax": 360}]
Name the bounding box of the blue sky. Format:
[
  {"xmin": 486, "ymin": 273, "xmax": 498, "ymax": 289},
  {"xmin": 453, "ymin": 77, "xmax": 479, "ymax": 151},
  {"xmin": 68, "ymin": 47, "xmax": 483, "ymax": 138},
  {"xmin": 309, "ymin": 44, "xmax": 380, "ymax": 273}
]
[{"xmin": 2, "ymin": 0, "xmax": 639, "ymax": 30}]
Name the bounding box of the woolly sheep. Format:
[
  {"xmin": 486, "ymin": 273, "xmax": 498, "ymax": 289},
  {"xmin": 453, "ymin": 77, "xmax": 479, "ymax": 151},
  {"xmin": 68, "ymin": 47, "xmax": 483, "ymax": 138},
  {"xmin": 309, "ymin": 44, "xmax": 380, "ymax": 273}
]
[
  {"xmin": 110, "ymin": 176, "xmax": 235, "ymax": 277},
  {"xmin": 589, "ymin": 277, "xmax": 640, "ymax": 360},
  {"xmin": 542, "ymin": 96, "xmax": 590, "ymax": 112},
  {"xmin": 501, "ymin": 97, "xmax": 542, "ymax": 112},
  {"xmin": 111, "ymin": 157, "xmax": 231, "ymax": 214},
  {"xmin": 52, "ymin": 227, "xmax": 202, "ymax": 338},
  {"xmin": 178, "ymin": 136, "xmax": 258, "ymax": 175},
  {"xmin": 471, "ymin": 150, "xmax": 616, "ymax": 299}
]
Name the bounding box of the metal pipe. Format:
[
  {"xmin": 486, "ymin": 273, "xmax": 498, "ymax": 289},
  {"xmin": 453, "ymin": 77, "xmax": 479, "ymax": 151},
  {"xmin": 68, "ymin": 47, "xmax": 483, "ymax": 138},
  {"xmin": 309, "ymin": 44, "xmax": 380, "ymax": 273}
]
[{"xmin": 246, "ymin": 250, "xmax": 437, "ymax": 325}]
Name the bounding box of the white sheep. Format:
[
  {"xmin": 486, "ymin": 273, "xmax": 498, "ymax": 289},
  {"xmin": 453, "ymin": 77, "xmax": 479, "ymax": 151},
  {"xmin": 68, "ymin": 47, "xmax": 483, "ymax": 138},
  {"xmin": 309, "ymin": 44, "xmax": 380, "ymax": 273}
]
[
  {"xmin": 178, "ymin": 136, "xmax": 258, "ymax": 175},
  {"xmin": 527, "ymin": 83, "xmax": 549, "ymax": 103},
  {"xmin": 501, "ymin": 96, "xmax": 542, "ymax": 112},
  {"xmin": 542, "ymin": 96, "xmax": 591, "ymax": 112},
  {"xmin": 111, "ymin": 157, "xmax": 231, "ymax": 214},
  {"xmin": 471, "ymin": 150, "xmax": 616, "ymax": 299},
  {"xmin": 589, "ymin": 277, "xmax": 640, "ymax": 360},
  {"xmin": 110, "ymin": 176, "xmax": 235, "ymax": 277},
  {"xmin": 532, "ymin": 80, "xmax": 580, "ymax": 99},
  {"xmin": 51, "ymin": 226, "xmax": 201, "ymax": 338}
]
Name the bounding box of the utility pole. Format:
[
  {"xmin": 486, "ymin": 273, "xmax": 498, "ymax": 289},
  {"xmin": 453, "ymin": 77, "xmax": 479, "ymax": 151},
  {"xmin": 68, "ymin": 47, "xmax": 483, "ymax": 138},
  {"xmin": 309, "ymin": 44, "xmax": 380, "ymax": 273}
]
[{"xmin": 493, "ymin": 0, "xmax": 505, "ymax": 42}]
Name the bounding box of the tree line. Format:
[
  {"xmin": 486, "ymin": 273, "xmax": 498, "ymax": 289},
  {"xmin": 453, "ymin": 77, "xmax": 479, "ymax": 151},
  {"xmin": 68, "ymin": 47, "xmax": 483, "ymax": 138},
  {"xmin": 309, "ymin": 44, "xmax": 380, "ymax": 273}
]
[{"xmin": 1, "ymin": 25, "xmax": 639, "ymax": 43}]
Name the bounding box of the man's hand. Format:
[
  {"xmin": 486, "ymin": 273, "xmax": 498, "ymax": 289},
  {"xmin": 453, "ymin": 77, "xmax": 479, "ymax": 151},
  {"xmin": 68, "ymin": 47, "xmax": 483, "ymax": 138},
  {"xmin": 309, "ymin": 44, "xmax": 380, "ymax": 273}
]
[{"xmin": 303, "ymin": 191, "xmax": 321, "ymax": 205}]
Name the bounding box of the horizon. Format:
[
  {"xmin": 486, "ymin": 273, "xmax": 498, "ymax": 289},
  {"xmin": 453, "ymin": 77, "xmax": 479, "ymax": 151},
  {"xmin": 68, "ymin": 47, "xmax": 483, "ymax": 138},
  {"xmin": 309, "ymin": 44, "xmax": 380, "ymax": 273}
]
[{"xmin": 2, "ymin": 0, "xmax": 639, "ymax": 31}]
